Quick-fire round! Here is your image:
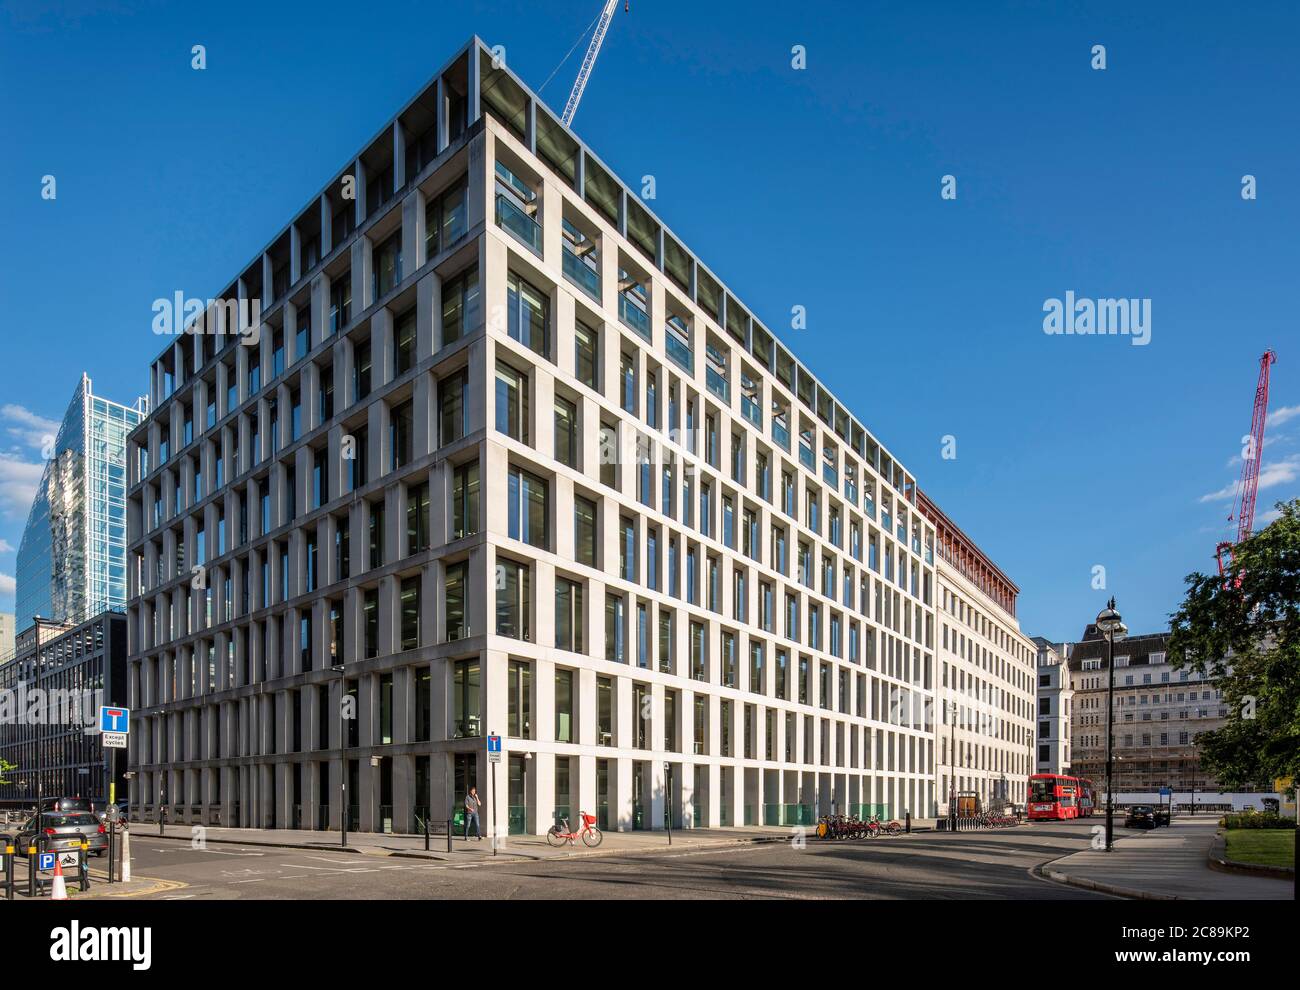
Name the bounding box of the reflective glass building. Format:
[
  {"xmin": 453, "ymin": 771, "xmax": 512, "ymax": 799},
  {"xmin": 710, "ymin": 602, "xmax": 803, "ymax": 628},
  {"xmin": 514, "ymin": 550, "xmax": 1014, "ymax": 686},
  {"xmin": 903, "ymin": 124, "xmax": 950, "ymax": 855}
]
[{"xmin": 15, "ymin": 374, "xmax": 148, "ymax": 630}]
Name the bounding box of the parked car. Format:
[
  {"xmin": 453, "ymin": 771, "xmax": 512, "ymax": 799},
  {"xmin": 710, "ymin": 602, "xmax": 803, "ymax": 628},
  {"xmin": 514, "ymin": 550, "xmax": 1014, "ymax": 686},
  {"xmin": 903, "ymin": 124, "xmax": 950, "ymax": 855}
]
[
  {"xmin": 1154, "ymin": 806, "xmax": 1171, "ymax": 826},
  {"xmin": 15, "ymin": 811, "xmax": 109, "ymax": 859},
  {"xmin": 1125, "ymin": 805, "xmax": 1158, "ymax": 829}
]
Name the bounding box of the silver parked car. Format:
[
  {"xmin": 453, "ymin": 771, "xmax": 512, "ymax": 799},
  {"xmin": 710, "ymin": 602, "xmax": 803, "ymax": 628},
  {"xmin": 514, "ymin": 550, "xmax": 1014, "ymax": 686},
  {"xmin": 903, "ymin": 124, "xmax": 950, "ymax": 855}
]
[{"xmin": 15, "ymin": 811, "xmax": 109, "ymax": 859}]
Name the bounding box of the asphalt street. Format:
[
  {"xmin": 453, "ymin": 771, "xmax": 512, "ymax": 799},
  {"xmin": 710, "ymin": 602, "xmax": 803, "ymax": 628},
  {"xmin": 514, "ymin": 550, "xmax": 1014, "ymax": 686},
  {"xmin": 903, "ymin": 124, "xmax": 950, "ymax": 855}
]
[{"xmin": 81, "ymin": 819, "xmax": 1110, "ymax": 900}]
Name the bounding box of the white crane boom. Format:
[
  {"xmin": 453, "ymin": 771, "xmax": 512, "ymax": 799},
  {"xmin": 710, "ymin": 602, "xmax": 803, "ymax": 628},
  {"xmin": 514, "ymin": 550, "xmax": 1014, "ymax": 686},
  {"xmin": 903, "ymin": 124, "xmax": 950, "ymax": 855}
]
[{"xmin": 561, "ymin": 0, "xmax": 621, "ymax": 126}]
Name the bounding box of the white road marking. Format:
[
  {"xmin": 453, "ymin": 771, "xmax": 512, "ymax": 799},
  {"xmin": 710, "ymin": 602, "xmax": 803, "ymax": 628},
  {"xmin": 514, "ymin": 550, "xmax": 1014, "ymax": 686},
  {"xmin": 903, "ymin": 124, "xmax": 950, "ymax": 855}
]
[{"xmin": 300, "ymin": 856, "xmax": 365, "ymax": 865}]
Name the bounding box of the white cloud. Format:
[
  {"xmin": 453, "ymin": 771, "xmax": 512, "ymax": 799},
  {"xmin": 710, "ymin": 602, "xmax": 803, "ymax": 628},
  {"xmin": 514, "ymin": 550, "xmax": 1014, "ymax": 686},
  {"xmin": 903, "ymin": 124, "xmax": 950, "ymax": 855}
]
[
  {"xmin": 1199, "ymin": 479, "xmax": 1240, "ymax": 503},
  {"xmin": 1201, "ymin": 453, "xmax": 1300, "ymax": 503},
  {"xmin": 0, "ymin": 572, "xmax": 14, "ymax": 597},
  {"xmin": 0, "ymin": 450, "xmax": 44, "ymax": 520},
  {"xmin": 0, "ymin": 538, "xmax": 13, "ymax": 553},
  {"xmin": 1, "ymin": 403, "xmax": 59, "ymax": 451},
  {"xmin": 1266, "ymin": 404, "xmax": 1300, "ymax": 429},
  {"xmin": 1255, "ymin": 507, "xmax": 1283, "ymax": 527},
  {"xmin": 1225, "ymin": 433, "xmax": 1280, "ymax": 467}
]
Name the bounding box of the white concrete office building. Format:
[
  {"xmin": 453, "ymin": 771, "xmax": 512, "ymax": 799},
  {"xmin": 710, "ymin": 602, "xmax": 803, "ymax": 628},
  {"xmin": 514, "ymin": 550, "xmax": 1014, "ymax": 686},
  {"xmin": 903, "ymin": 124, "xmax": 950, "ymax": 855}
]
[
  {"xmin": 920, "ymin": 494, "xmax": 1036, "ymax": 812},
  {"xmin": 124, "ymin": 37, "xmax": 949, "ymax": 835},
  {"xmin": 1031, "ymin": 637, "xmax": 1072, "ymax": 776}
]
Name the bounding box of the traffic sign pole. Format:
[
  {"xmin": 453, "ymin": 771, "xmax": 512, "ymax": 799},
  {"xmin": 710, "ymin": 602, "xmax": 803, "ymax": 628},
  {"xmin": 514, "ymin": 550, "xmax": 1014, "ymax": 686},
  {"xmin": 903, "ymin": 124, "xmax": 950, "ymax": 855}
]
[{"xmin": 486, "ymin": 733, "xmax": 503, "ymax": 855}]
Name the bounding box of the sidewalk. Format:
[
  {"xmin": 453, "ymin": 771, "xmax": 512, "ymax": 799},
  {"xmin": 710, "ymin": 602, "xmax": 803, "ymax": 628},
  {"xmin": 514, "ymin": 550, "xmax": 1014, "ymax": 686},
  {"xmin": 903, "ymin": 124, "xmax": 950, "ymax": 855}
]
[
  {"xmin": 134, "ymin": 820, "xmax": 799, "ymax": 864},
  {"xmin": 1043, "ymin": 819, "xmax": 1292, "ymax": 900}
]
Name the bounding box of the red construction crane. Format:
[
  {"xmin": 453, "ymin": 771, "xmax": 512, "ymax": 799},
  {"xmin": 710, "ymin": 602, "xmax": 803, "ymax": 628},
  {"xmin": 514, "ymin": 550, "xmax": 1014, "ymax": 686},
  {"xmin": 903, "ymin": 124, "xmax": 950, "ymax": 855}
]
[{"xmin": 1216, "ymin": 349, "xmax": 1278, "ymax": 582}]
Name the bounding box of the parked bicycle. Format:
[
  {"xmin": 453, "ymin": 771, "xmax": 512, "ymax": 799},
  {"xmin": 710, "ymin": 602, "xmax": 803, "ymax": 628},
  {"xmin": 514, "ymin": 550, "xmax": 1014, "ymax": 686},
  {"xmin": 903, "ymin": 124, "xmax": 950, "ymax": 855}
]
[
  {"xmin": 817, "ymin": 814, "xmax": 870, "ymax": 840},
  {"xmin": 869, "ymin": 814, "xmax": 903, "ymax": 836},
  {"xmin": 546, "ymin": 812, "xmax": 603, "ymax": 847}
]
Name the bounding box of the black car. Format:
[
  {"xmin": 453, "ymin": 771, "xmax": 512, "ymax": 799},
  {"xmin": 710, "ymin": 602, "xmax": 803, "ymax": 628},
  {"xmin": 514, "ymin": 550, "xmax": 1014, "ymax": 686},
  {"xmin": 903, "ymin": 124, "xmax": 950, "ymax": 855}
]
[
  {"xmin": 1125, "ymin": 805, "xmax": 1158, "ymax": 829},
  {"xmin": 1153, "ymin": 806, "xmax": 1171, "ymax": 826}
]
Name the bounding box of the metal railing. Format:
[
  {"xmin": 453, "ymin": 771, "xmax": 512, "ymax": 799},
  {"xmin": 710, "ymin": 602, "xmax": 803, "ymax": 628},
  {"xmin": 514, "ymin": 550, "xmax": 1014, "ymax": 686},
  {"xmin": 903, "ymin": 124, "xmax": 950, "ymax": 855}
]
[{"xmin": 496, "ymin": 194, "xmax": 542, "ymax": 253}]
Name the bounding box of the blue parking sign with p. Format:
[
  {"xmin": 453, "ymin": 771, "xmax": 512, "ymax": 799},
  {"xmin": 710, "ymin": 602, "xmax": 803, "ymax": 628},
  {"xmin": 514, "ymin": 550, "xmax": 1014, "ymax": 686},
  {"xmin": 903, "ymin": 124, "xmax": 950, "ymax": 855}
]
[
  {"xmin": 100, "ymin": 706, "xmax": 130, "ymax": 733},
  {"xmin": 38, "ymin": 852, "xmax": 56, "ymax": 871}
]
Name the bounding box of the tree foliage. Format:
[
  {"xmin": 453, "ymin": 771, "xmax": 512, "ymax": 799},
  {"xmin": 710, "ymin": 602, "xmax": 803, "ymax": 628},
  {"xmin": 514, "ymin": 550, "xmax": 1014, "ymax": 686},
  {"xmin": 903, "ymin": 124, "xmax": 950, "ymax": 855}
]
[
  {"xmin": 0, "ymin": 757, "xmax": 14, "ymax": 786},
  {"xmin": 1167, "ymin": 499, "xmax": 1300, "ymax": 790}
]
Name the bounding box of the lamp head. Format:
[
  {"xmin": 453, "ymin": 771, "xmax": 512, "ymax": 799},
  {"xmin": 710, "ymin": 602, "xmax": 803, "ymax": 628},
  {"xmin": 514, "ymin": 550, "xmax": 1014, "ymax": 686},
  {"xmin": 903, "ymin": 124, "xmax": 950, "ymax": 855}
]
[{"xmin": 1095, "ymin": 597, "xmax": 1125, "ymax": 636}]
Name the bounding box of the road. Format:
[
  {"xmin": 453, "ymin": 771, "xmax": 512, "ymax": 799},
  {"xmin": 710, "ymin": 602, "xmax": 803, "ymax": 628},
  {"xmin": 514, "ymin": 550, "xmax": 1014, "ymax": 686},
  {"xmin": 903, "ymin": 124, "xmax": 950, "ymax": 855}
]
[{"xmin": 88, "ymin": 819, "xmax": 1109, "ymax": 900}]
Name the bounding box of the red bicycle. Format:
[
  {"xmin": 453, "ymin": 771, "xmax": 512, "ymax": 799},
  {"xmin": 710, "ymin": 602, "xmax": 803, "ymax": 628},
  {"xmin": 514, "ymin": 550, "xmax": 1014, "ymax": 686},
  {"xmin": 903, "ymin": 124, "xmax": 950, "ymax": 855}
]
[
  {"xmin": 546, "ymin": 812, "xmax": 604, "ymax": 847},
  {"xmin": 869, "ymin": 814, "xmax": 903, "ymax": 836}
]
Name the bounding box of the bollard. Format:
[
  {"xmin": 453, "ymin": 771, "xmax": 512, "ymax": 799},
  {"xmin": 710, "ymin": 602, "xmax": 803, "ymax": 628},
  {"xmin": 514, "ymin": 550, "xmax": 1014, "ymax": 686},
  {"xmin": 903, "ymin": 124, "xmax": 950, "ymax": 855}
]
[
  {"xmin": 27, "ymin": 843, "xmax": 37, "ymax": 898},
  {"xmin": 120, "ymin": 824, "xmax": 131, "ymax": 883},
  {"xmin": 2, "ymin": 839, "xmax": 12, "ymax": 900},
  {"xmin": 159, "ymin": 806, "xmax": 166, "ymax": 837},
  {"xmin": 424, "ymin": 816, "xmax": 430, "ymax": 852},
  {"xmin": 107, "ymin": 819, "xmax": 115, "ymax": 884},
  {"xmin": 905, "ymin": 811, "xmax": 912, "ymax": 834},
  {"xmin": 79, "ymin": 842, "xmax": 90, "ymax": 892},
  {"xmin": 446, "ymin": 820, "xmax": 452, "ymax": 854}
]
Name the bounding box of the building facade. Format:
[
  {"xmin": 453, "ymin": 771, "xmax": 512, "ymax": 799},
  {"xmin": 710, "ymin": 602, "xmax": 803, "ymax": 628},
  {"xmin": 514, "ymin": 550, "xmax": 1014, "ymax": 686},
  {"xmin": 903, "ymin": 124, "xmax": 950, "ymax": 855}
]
[
  {"xmin": 1068, "ymin": 627, "xmax": 1227, "ymax": 795},
  {"xmin": 0, "ymin": 613, "xmax": 14, "ymax": 663},
  {"xmin": 15, "ymin": 373, "xmax": 147, "ymax": 630},
  {"xmin": 1031, "ymin": 637, "xmax": 1072, "ymax": 776},
  {"xmin": 0, "ymin": 612, "xmax": 129, "ymax": 809},
  {"xmin": 919, "ymin": 494, "xmax": 1036, "ymax": 812},
  {"xmin": 119, "ymin": 37, "xmax": 1048, "ymax": 835}
]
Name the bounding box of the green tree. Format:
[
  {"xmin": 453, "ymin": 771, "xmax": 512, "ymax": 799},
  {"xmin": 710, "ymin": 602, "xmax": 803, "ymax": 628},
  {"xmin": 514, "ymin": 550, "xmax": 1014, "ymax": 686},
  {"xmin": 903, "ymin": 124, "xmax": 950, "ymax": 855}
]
[
  {"xmin": 0, "ymin": 758, "xmax": 14, "ymax": 786},
  {"xmin": 1167, "ymin": 498, "xmax": 1300, "ymax": 790}
]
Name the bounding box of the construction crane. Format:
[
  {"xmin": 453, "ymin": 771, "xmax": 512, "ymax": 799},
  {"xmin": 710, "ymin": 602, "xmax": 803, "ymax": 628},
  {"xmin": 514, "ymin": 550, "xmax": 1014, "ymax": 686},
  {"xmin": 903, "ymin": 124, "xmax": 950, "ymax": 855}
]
[
  {"xmin": 561, "ymin": 0, "xmax": 628, "ymax": 127},
  {"xmin": 1216, "ymin": 349, "xmax": 1278, "ymax": 582}
]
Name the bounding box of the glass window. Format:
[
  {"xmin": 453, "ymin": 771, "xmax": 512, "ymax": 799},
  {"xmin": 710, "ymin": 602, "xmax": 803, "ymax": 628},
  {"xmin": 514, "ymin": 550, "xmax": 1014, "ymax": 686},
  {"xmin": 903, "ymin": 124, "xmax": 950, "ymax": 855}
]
[
  {"xmin": 394, "ymin": 308, "xmax": 417, "ymax": 376},
  {"xmin": 554, "ymin": 396, "xmax": 578, "ymax": 468},
  {"xmin": 441, "ymin": 267, "xmax": 480, "ymax": 347},
  {"xmin": 373, "ymin": 232, "xmax": 403, "ymax": 299},
  {"xmin": 453, "ymin": 659, "xmax": 480, "ymax": 737},
  {"xmin": 496, "ymin": 559, "xmax": 530, "ymax": 640},
  {"xmin": 389, "ymin": 399, "xmax": 413, "ymax": 470},
  {"xmin": 495, "ymin": 362, "xmax": 529, "ymax": 442},
  {"xmin": 555, "ymin": 578, "xmax": 584, "ymax": 653},
  {"xmin": 445, "ymin": 562, "xmax": 467, "ymax": 640},
  {"xmin": 400, "ymin": 575, "xmax": 421, "ymax": 650},
  {"xmin": 574, "ymin": 320, "xmax": 599, "ymax": 390},
  {"xmin": 508, "ymin": 659, "xmax": 532, "ymax": 739},
  {"xmin": 555, "ymin": 669, "xmax": 575, "ymax": 744},
  {"xmin": 508, "ymin": 466, "xmax": 549, "ymax": 549},
  {"xmin": 507, "ymin": 271, "xmax": 549, "ymax": 356},
  {"xmin": 439, "ymin": 369, "xmax": 469, "ymax": 445},
  {"xmin": 451, "ymin": 461, "xmax": 480, "ymax": 540},
  {"xmin": 574, "ymin": 495, "xmax": 597, "ymax": 567}
]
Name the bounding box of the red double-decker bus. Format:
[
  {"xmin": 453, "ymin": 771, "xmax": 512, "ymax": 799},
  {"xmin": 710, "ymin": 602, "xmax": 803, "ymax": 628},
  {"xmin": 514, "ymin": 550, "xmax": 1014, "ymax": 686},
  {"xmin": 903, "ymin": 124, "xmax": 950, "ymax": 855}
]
[
  {"xmin": 1076, "ymin": 778, "xmax": 1096, "ymax": 817},
  {"xmin": 1028, "ymin": 774, "xmax": 1081, "ymax": 820}
]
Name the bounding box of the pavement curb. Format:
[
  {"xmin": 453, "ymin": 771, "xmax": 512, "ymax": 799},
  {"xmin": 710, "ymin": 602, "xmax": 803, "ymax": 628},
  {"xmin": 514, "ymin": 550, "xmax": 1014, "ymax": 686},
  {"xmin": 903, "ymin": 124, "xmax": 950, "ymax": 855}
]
[
  {"xmin": 1041, "ymin": 866, "xmax": 1179, "ymax": 900},
  {"xmin": 1207, "ymin": 830, "xmax": 1295, "ymax": 881},
  {"xmin": 1034, "ymin": 833, "xmax": 1175, "ymax": 901},
  {"xmin": 139, "ymin": 827, "xmax": 793, "ymax": 866}
]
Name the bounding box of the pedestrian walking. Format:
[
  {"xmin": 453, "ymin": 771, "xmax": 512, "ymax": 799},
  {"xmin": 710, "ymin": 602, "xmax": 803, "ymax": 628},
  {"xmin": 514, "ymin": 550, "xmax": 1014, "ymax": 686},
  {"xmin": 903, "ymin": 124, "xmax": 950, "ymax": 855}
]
[{"xmin": 464, "ymin": 786, "xmax": 482, "ymax": 840}]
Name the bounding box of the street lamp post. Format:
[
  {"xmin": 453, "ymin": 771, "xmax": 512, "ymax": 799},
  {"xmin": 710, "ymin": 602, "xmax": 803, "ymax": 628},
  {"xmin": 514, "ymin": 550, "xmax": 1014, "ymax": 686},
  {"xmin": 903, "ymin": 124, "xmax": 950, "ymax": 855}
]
[
  {"xmin": 333, "ymin": 663, "xmax": 347, "ymax": 848},
  {"xmin": 1096, "ymin": 598, "xmax": 1127, "ymax": 852}
]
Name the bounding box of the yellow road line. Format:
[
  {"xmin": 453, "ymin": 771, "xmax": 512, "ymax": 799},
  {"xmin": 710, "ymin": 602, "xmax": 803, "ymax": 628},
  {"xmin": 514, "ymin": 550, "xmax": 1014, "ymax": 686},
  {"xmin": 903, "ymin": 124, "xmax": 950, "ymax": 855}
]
[{"xmin": 73, "ymin": 875, "xmax": 190, "ymax": 899}]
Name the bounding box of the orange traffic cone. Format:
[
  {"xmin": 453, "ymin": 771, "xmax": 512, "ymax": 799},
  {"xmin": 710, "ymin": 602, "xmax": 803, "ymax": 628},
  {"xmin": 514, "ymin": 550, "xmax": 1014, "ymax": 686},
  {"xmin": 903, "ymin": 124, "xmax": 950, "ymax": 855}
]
[{"xmin": 51, "ymin": 856, "xmax": 68, "ymax": 900}]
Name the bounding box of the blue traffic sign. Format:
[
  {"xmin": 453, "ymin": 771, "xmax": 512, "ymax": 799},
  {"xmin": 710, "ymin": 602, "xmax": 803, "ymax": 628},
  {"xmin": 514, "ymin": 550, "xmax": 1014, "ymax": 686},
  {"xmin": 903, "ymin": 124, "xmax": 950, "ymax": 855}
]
[
  {"xmin": 1159, "ymin": 787, "xmax": 1172, "ymax": 796},
  {"xmin": 487, "ymin": 733, "xmax": 502, "ymax": 754},
  {"xmin": 100, "ymin": 706, "xmax": 130, "ymax": 733},
  {"xmin": 38, "ymin": 852, "xmax": 56, "ymax": 871}
]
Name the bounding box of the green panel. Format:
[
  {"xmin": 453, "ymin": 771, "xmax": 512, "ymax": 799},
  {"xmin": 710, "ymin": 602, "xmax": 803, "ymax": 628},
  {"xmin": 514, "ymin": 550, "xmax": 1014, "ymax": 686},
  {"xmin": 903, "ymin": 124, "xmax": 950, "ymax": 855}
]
[{"xmin": 508, "ymin": 806, "xmax": 527, "ymax": 836}]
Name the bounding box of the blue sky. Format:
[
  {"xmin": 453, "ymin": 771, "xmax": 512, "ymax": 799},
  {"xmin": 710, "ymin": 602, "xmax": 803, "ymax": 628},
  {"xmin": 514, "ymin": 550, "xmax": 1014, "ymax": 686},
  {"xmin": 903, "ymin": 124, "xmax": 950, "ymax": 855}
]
[{"xmin": 0, "ymin": 0, "xmax": 1296, "ymax": 641}]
